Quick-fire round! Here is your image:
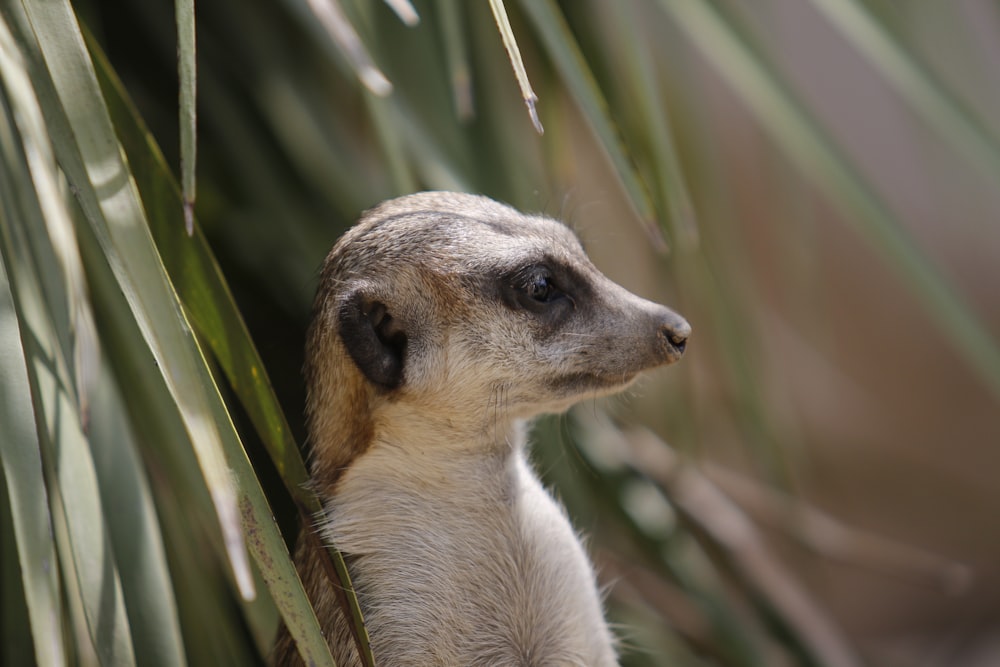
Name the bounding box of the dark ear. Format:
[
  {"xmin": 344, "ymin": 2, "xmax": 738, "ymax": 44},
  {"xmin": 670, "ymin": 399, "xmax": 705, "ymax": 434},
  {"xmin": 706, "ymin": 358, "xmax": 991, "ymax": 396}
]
[{"xmin": 338, "ymin": 290, "xmax": 407, "ymax": 390}]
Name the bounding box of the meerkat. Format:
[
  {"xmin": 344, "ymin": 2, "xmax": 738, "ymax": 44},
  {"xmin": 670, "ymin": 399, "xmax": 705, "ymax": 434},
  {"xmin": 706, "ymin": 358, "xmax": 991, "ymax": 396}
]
[{"xmin": 272, "ymin": 192, "xmax": 690, "ymax": 667}]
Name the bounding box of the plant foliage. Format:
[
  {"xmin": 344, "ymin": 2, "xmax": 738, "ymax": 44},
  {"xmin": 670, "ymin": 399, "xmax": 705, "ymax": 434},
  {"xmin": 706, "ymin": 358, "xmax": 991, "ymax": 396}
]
[{"xmin": 1, "ymin": 1, "xmax": 996, "ymax": 666}]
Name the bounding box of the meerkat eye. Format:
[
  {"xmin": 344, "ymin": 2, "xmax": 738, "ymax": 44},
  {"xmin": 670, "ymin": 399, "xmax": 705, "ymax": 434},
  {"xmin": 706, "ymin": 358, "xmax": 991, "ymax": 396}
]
[
  {"xmin": 499, "ymin": 264, "xmax": 574, "ymax": 314},
  {"xmin": 502, "ymin": 266, "xmax": 573, "ymax": 315},
  {"xmin": 527, "ymin": 275, "xmax": 553, "ymax": 302}
]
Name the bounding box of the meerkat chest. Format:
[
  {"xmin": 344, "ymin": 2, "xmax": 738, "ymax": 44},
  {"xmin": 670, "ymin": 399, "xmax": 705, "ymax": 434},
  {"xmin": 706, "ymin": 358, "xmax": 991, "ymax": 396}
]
[{"xmin": 321, "ymin": 444, "xmax": 617, "ymax": 667}]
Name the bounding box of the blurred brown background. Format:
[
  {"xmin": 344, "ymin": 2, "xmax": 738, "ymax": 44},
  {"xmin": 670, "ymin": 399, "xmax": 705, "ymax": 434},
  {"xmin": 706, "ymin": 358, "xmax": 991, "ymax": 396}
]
[{"xmin": 572, "ymin": 3, "xmax": 1000, "ymax": 665}]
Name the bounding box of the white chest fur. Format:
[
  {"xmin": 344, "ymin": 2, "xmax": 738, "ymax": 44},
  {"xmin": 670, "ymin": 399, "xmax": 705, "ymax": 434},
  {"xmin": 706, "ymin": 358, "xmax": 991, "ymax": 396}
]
[{"xmin": 321, "ymin": 426, "xmax": 618, "ymax": 667}]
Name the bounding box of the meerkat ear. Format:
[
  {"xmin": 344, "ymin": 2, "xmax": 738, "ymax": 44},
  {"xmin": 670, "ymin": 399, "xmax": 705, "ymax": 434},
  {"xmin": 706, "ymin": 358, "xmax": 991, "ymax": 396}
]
[{"xmin": 338, "ymin": 289, "xmax": 407, "ymax": 390}]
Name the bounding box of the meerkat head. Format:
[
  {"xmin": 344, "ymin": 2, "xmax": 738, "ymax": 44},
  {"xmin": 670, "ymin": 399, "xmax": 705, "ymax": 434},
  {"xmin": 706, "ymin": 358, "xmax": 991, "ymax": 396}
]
[{"xmin": 305, "ymin": 192, "xmax": 689, "ymax": 477}]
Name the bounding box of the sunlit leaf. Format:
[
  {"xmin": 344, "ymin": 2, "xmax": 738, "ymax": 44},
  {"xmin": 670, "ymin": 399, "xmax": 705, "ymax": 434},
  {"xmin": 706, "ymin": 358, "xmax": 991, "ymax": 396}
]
[
  {"xmin": 21, "ymin": 0, "xmax": 256, "ymax": 601},
  {"xmin": 0, "ymin": 126, "xmax": 137, "ymax": 667},
  {"xmin": 0, "ymin": 266, "xmax": 64, "ymax": 667},
  {"xmin": 488, "ymin": 0, "xmax": 543, "ymax": 134},
  {"xmin": 89, "ymin": 31, "xmax": 371, "ymax": 667}
]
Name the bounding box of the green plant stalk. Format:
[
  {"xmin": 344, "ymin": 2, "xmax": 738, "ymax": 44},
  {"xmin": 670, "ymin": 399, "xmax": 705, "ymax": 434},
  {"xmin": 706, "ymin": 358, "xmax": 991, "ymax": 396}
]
[
  {"xmin": 175, "ymin": 0, "xmax": 196, "ymax": 235},
  {"xmin": 488, "ymin": 0, "xmax": 543, "ymax": 134},
  {"xmin": 306, "ymin": 0, "xmax": 391, "ymax": 95},
  {"xmin": 434, "ymin": 0, "xmax": 473, "ymax": 120},
  {"xmin": 617, "ymin": 0, "xmax": 699, "ymax": 249},
  {"xmin": 365, "ymin": 88, "xmax": 418, "ymax": 195}
]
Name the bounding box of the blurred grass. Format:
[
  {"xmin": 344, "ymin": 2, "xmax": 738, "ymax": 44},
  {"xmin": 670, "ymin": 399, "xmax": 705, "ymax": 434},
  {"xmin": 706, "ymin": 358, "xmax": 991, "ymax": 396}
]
[{"xmin": 1, "ymin": 1, "xmax": 998, "ymax": 666}]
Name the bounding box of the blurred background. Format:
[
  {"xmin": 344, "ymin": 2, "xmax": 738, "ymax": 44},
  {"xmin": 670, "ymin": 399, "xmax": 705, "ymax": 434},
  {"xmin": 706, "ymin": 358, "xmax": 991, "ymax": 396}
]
[{"xmin": 3, "ymin": 1, "xmax": 999, "ymax": 666}]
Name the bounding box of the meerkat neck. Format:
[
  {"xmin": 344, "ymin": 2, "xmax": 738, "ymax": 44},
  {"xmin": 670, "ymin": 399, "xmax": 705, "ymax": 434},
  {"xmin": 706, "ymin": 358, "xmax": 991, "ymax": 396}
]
[
  {"xmin": 321, "ymin": 414, "xmax": 529, "ymax": 562},
  {"xmin": 324, "ymin": 404, "xmax": 530, "ymax": 517},
  {"xmin": 376, "ymin": 402, "xmax": 528, "ymax": 457}
]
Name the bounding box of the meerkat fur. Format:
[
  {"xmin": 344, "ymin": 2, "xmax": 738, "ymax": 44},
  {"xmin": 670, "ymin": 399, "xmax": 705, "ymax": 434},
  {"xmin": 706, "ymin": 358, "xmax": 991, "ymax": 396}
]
[{"xmin": 272, "ymin": 192, "xmax": 690, "ymax": 667}]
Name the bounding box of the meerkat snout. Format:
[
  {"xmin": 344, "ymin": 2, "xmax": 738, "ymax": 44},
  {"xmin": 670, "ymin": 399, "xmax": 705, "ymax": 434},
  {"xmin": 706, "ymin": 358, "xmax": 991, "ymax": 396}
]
[
  {"xmin": 273, "ymin": 192, "xmax": 690, "ymax": 667},
  {"xmin": 660, "ymin": 309, "xmax": 691, "ymax": 359}
]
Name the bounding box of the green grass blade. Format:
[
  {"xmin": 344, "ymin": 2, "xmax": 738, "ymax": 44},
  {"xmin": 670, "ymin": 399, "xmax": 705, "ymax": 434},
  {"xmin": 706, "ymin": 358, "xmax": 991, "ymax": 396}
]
[
  {"xmin": 20, "ymin": 0, "xmax": 256, "ymax": 601},
  {"xmin": 196, "ymin": 65, "xmax": 351, "ymax": 303},
  {"xmin": 306, "ymin": 0, "xmax": 391, "ymax": 95},
  {"xmin": 23, "ymin": 330, "xmax": 136, "ymax": 667},
  {"xmin": 658, "ymin": 0, "xmax": 1000, "ymax": 400},
  {"xmin": 616, "ymin": 1, "xmax": 699, "ymax": 249},
  {"xmin": 91, "ymin": 38, "xmax": 311, "ymax": 494},
  {"xmin": 226, "ymin": 417, "xmax": 341, "ymax": 666},
  {"xmin": 488, "ymin": 0, "xmax": 543, "ymax": 134},
  {"xmin": 175, "ymin": 0, "xmax": 196, "ymax": 235},
  {"xmin": 393, "ymin": 101, "xmax": 473, "ymax": 192},
  {"xmin": 622, "ymin": 427, "xmax": 861, "ymax": 667},
  {"xmin": 808, "ymin": 0, "xmax": 1000, "ymax": 189},
  {"xmin": 602, "ymin": 3, "xmax": 698, "ymax": 249},
  {"xmin": 88, "ymin": 364, "xmax": 188, "ymax": 666},
  {"xmin": 75, "ymin": 212, "xmax": 265, "ymax": 667},
  {"xmin": 0, "ymin": 266, "xmax": 65, "ymax": 667},
  {"xmin": 0, "ymin": 464, "xmax": 37, "ymax": 667},
  {"xmin": 517, "ymin": 0, "xmax": 667, "ymax": 250},
  {"xmin": 0, "ymin": 4, "xmax": 98, "ymax": 429},
  {"xmin": 1, "ymin": 12, "xmax": 186, "ymax": 662},
  {"xmin": 535, "ymin": 414, "xmax": 769, "ymax": 667},
  {"xmin": 0, "ymin": 137, "xmax": 137, "ymax": 667},
  {"xmin": 366, "ymin": 89, "xmax": 419, "ymax": 195},
  {"xmin": 89, "ymin": 30, "xmax": 370, "ymax": 667},
  {"xmin": 383, "ymin": 0, "xmax": 419, "ymax": 27},
  {"xmin": 434, "ymin": 0, "xmax": 473, "ymax": 121},
  {"xmin": 65, "ymin": 98, "xmax": 339, "ymax": 666},
  {"xmin": 348, "ymin": 0, "xmax": 417, "ymax": 196}
]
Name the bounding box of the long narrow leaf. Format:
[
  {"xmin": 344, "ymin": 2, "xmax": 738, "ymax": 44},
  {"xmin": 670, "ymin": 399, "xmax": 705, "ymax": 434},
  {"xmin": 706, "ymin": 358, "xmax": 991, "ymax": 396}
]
[
  {"xmin": 435, "ymin": 0, "xmax": 473, "ymax": 120},
  {"xmin": 89, "ymin": 29, "xmax": 372, "ymax": 667},
  {"xmin": 0, "ymin": 2, "xmax": 97, "ymax": 429},
  {"xmin": 807, "ymin": 0, "xmax": 1000, "ymax": 188},
  {"xmin": 383, "ymin": 0, "xmax": 418, "ymax": 27},
  {"xmin": 624, "ymin": 427, "xmax": 861, "ymax": 667},
  {"xmin": 518, "ymin": 0, "xmax": 667, "ymax": 250},
  {"xmin": 75, "ymin": 213, "xmax": 268, "ymax": 667},
  {"xmin": 0, "ymin": 11, "xmax": 187, "ymax": 663},
  {"xmin": 88, "ymin": 364, "xmax": 188, "ymax": 666},
  {"xmin": 175, "ymin": 0, "xmax": 196, "ymax": 235},
  {"xmin": 658, "ymin": 0, "xmax": 1000, "ymax": 400},
  {"xmin": 306, "ymin": 0, "xmax": 391, "ymax": 95},
  {"xmin": 20, "ymin": 0, "xmax": 256, "ymax": 601},
  {"xmin": 488, "ymin": 0, "xmax": 543, "ymax": 134},
  {"xmin": 0, "ymin": 265, "xmax": 64, "ymax": 667},
  {"xmin": 616, "ymin": 0, "xmax": 699, "ymax": 248},
  {"xmin": 0, "ymin": 125, "xmax": 137, "ymax": 667},
  {"xmin": 90, "ymin": 37, "xmax": 311, "ymax": 494},
  {"xmin": 366, "ymin": 89, "xmax": 419, "ymax": 195}
]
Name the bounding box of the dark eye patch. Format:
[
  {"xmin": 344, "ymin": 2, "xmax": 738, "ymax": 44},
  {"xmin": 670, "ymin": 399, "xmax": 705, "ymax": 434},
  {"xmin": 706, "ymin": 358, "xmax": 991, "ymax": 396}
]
[{"xmin": 500, "ymin": 262, "xmax": 576, "ymax": 315}]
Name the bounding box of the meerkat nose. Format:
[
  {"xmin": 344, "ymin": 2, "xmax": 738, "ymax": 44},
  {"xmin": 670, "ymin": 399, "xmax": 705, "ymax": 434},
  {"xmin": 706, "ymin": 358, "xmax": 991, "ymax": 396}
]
[{"xmin": 659, "ymin": 313, "xmax": 691, "ymax": 357}]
